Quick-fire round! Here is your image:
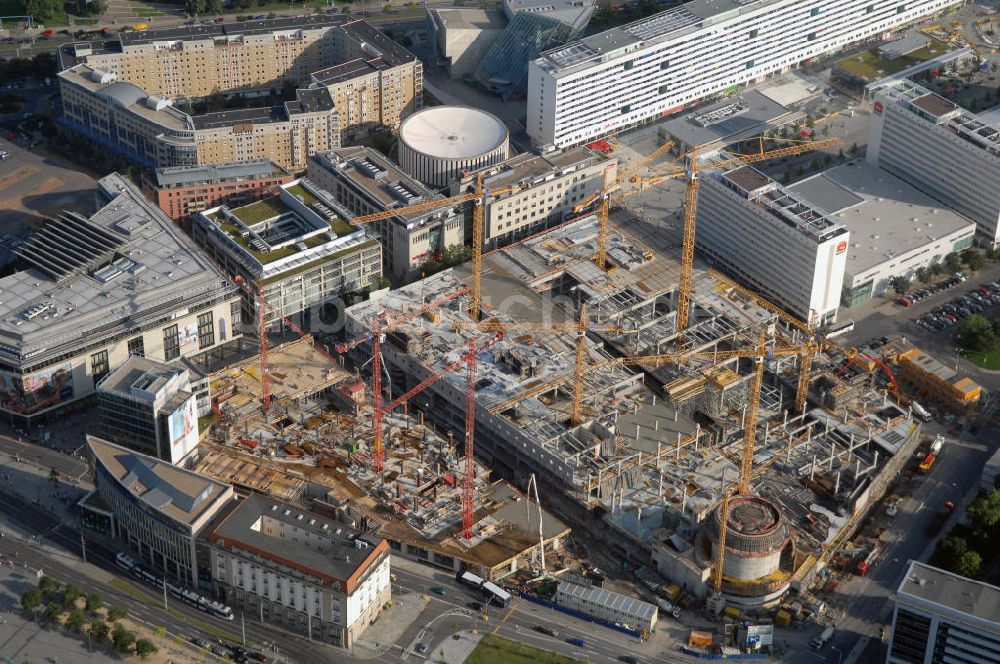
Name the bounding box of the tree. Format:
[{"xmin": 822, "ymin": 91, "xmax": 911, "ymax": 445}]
[
  {"xmin": 929, "ymin": 262, "xmax": 945, "ymax": 276},
  {"xmin": 106, "ymin": 605, "xmax": 127, "ymax": 622},
  {"xmin": 135, "ymin": 638, "xmax": 158, "ymax": 660},
  {"xmin": 65, "ymin": 609, "xmax": 86, "ymax": 633},
  {"xmin": 37, "ymin": 575, "xmax": 59, "ymax": 596},
  {"xmin": 112, "ymin": 623, "xmax": 136, "ymax": 654},
  {"xmin": 89, "ymin": 619, "xmax": 110, "ymax": 643},
  {"xmin": 42, "ymin": 602, "xmax": 61, "ymax": 624},
  {"xmin": 821, "ymin": 125, "xmax": 830, "ymax": 137},
  {"xmin": 967, "ymin": 488, "xmax": 1000, "ymax": 532},
  {"xmin": 848, "ymin": 142, "xmax": 859, "ymax": 156},
  {"xmin": 20, "ymin": 588, "xmax": 42, "ymax": 611},
  {"xmin": 61, "ymin": 585, "xmax": 83, "ymax": 609},
  {"xmin": 154, "ymin": 626, "xmax": 167, "ymax": 644},
  {"xmin": 962, "ymin": 249, "xmax": 985, "ymax": 272},
  {"xmin": 823, "ymin": 154, "xmax": 833, "ymax": 166},
  {"xmin": 809, "ymin": 157, "xmax": 820, "ymax": 172},
  {"xmin": 956, "ymin": 550, "xmax": 983, "ymax": 579},
  {"xmin": 959, "ymin": 314, "xmax": 999, "ymax": 353},
  {"xmin": 888, "ymin": 275, "xmax": 911, "ymax": 295},
  {"xmin": 945, "ymin": 252, "xmax": 963, "ymax": 272},
  {"xmin": 936, "ymin": 536, "xmax": 969, "ymax": 569},
  {"xmin": 915, "ymin": 267, "xmax": 931, "ymax": 284},
  {"xmin": 85, "ymin": 592, "xmax": 103, "ymax": 613},
  {"xmin": 382, "ymin": 2, "xmax": 392, "ymax": 11}
]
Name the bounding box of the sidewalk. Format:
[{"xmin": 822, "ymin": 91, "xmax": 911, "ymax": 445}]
[
  {"xmin": 350, "ymin": 591, "xmax": 428, "ymax": 659},
  {"xmin": 431, "ymin": 629, "xmax": 482, "ymax": 664}
]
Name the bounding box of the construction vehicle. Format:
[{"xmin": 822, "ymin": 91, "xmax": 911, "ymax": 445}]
[
  {"xmin": 854, "ymin": 540, "xmax": 886, "ymax": 576},
  {"xmin": 911, "ymin": 401, "xmax": 932, "ymax": 422},
  {"xmin": 811, "ymin": 626, "xmax": 834, "ymax": 650},
  {"xmin": 918, "ymin": 435, "xmax": 945, "ymax": 473}
]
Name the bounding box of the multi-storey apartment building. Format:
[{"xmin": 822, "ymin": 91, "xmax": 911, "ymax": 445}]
[
  {"xmin": 527, "ymin": 0, "xmax": 961, "ymax": 147},
  {"xmin": 59, "ymin": 64, "xmax": 341, "ymax": 170},
  {"xmin": 869, "ymin": 79, "xmax": 1000, "ymax": 248},
  {"xmin": 308, "ymin": 148, "xmax": 464, "ymax": 283},
  {"xmin": 208, "ymin": 493, "xmax": 391, "ymax": 648},
  {"xmin": 192, "ymin": 178, "xmax": 382, "ymax": 329},
  {"xmin": 888, "ymin": 561, "xmax": 1000, "ymax": 664},
  {"xmin": 450, "ymin": 145, "xmax": 615, "ymax": 250},
  {"xmin": 697, "ymin": 165, "xmax": 848, "ymax": 326},
  {"xmin": 87, "ymin": 435, "xmax": 236, "ymax": 587},
  {"xmin": 143, "ymin": 159, "xmax": 294, "ymax": 223},
  {"xmin": 57, "ymin": 16, "xmax": 422, "ymax": 164},
  {"xmin": 0, "ymin": 174, "xmax": 240, "ymax": 424},
  {"xmin": 59, "ymin": 16, "xmax": 422, "ymax": 111}
]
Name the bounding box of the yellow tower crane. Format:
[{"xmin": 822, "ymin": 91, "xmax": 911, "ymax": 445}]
[
  {"xmin": 628, "ymin": 136, "xmax": 843, "ymax": 333},
  {"xmin": 712, "ymin": 327, "xmax": 769, "ymax": 600},
  {"xmin": 349, "ymin": 174, "xmax": 523, "ymax": 321}
]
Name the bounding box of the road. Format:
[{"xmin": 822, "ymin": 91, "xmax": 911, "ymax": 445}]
[{"xmin": 782, "ymin": 398, "xmax": 1000, "ymax": 664}]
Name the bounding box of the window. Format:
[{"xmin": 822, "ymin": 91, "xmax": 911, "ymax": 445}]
[
  {"xmin": 660, "ymin": 60, "xmax": 670, "ymax": 70},
  {"xmin": 746, "ymin": 59, "xmax": 755, "ymax": 69},
  {"xmin": 127, "ymin": 336, "xmax": 144, "ymax": 358},
  {"xmin": 659, "ymin": 85, "xmax": 669, "ymax": 95},
  {"xmin": 896, "ymin": 4, "xmax": 905, "ymax": 12},
  {"xmin": 163, "ymin": 324, "xmax": 180, "ymax": 361},
  {"xmin": 198, "ymin": 312, "xmax": 215, "ymax": 349},
  {"xmin": 623, "ymin": 60, "xmax": 633, "ymax": 70},
  {"xmin": 808, "ymin": 32, "xmax": 817, "ymax": 41},
  {"xmin": 91, "ymin": 350, "xmax": 109, "ymax": 383},
  {"xmin": 810, "ymin": 7, "xmax": 819, "ymax": 15},
  {"xmin": 866, "ymin": 4, "xmax": 874, "ymax": 12},
  {"xmin": 620, "ymin": 104, "xmax": 631, "ymax": 114},
  {"xmin": 749, "ymin": 28, "xmax": 758, "ymax": 38}
]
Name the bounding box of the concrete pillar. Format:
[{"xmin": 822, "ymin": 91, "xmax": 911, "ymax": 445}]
[
  {"xmin": 810, "ymin": 455, "xmax": 816, "ymax": 481},
  {"xmin": 834, "ymin": 471, "xmax": 841, "ymax": 495}
]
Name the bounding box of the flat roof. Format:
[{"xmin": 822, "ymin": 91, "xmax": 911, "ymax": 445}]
[
  {"xmin": 311, "ymin": 58, "xmax": 387, "ymax": 86},
  {"xmin": 211, "ymin": 492, "xmax": 385, "ymax": 585},
  {"xmin": 191, "ymin": 106, "xmax": 287, "ymax": 130},
  {"xmin": 430, "ymin": 7, "xmax": 506, "ymax": 31},
  {"xmin": 557, "ymin": 580, "xmax": 657, "ymax": 622},
  {"xmin": 660, "ymin": 91, "xmax": 796, "ymax": 149},
  {"xmin": 118, "ymin": 14, "xmax": 348, "ymax": 46},
  {"xmin": 310, "ymin": 147, "xmax": 449, "ymax": 224},
  {"xmin": 461, "ymin": 144, "xmax": 610, "ymax": 194},
  {"xmin": 98, "ymin": 355, "xmax": 186, "ymax": 402},
  {"xmin": 897, "ymin": 560, "xmax": 1000, "ymax": 635},
  {"xmin": 788, "ymin": 160, "xmax": 977, "ymax": 278},
  {"xmin": 88, "ymin": 435, "xmax": 232, "ymax": 526},
  {"xmin": 0, "ymin": 173, "xmax": 235, "ymax": 367},
  {"xmin": 912, "ymin": 92, "xmax": 958, "ymax": 118},
  {"xmin": 153, "ymin": 159, "xmax": 288, "ymax": 188}
]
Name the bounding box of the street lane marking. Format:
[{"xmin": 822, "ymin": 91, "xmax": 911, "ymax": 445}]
[{"xmin": 493, "ymin": 605, "xmax": 515, "ymax": 634}]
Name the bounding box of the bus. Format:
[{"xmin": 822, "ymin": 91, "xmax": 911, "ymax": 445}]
[
  {"xmin": 825, "ymin": 319, "xmax": 855, "ymax": 339},
  {"xmin": 457, "ymin": 571, "xmax": 484, "ymax": 590},
  {"xmin": 481, "ymin": 581, "xmax": 511, "ymax": 607}
]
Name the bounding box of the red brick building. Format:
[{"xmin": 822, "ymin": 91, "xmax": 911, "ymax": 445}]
[{"xmin": 143, "ymin": 159, "xmax": 293, "ymax": 223}]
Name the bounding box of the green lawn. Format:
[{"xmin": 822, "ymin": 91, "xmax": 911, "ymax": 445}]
[
  {"xmin": 835, "ymin": 36, "xmax": 950, "ymax": 82},
  {"xmin": 465, "ymin": 634, "xmax": 582, "ymax": 664},
  {"xmin": 231, "ymin": 196, "xmax": 290, "ymax": 224},
  {"xmin": 962, "ymin": 348, "xmax": 1000, "ymax": 370}
]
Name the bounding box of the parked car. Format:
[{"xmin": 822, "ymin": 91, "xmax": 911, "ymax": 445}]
[
  {"xmin": 898, "ymin": 297, "xmax": 912, "ymax": 307},
  {"xmin": 430, "ymin": 586, "xmax": 446, "ymax": 595}
]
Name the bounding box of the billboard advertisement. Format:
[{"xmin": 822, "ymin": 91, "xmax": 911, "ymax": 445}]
[
  {"xmin": 0, "ymin": 363, "xmax": 75, "ymax": 414},
  {"xmin": 179, "ymin": 322, "xmax": 199, "ymax": 355},
  {"xmin": 167, "ymin": 396, "xmax": 198, "ymax": 463}
]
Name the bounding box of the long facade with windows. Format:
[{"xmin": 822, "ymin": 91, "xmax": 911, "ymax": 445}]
[
  {"xmin": 527, "ymin": 0, "xmax": 961, "ymax": 147},
  {"xmin": 888, "ymin": 560, "xmax": 1000, "ymax": 664},
  {"xmin": 868, "ymin": 79, "xmax": 1000, "ymax": 248},
  {"xmin": 88, "ymin": 435, "xmax": 236, "ymax": 587},
  {"xmin": 696, "ymin": 165, "xmax": 848, "ymax": 327},
  {"xmin": 0, "ymin": 173, "xmax": 240, "ymax": 424},
  {"xmin": 208, "ymin": 493, "xmax": 391, "ymax": 648}
]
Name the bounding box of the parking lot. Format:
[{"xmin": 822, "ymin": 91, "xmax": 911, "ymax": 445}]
[{"xmin": 0, "ymin": 134, "xmax": 97, "ymax": 235}]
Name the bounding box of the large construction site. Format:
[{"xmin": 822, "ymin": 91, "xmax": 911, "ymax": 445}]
[
  {"xmin": 201, "ymin": 336, "xmax": 570, "ymax": 580},
  {"xmin": 342, "ymin": 210, "xmax": 921, "ymax": 610}
]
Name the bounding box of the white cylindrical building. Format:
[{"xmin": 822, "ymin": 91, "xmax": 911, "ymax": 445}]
[{"xmin": 398, "ymin": 106, "xmax": 509, "ymax": 188}]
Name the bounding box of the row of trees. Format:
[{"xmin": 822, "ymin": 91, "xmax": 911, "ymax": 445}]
[
  {"xmin": 417, "ymin": 245, "xmax": 473, "ymax": 278},
  {"xmin": 0, "ymin": 53, "xmax": 57, "ymax": 83},
  {"xmin": 19, "ymin": 577, "xmax": 157, "ymax": 659},
  {"xmin": 889, "ymin": 248, "xmax": 992, "ymax": 296},
  {"xmin": 933, "ymin": 483, "xmax": 1000, "ymax": 580},
  {"xmin": 958, "ymin": 314, "xmax": 1000, "ymax": 353}
]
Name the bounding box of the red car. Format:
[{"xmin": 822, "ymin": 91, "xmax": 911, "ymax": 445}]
[
  {"xmin": 898, "ymin": 297, "xmax": 912, "ymax": 307},
  {"xmin": 215, "ymin": 17, "xmax": 225, "ymax": 22}
]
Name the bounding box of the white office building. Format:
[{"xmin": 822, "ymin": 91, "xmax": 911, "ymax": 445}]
[
  {"xmin": 697, "ymin": 165, "xmax": 849, "ymax": 326},
  {"xmin": 887, "ymin": 560, "xmax": 1000, "ymax": 664},
  {"xmin": 868, "ymin": 79, "xmax": 1000, "ymax": 248},
  {"xmin": 527, "ymin": 0, "xmax": 961, "ymax": 148},
  {"xmin": 788, "ymin": 160, "xmax": 976, "ymax": 307}
]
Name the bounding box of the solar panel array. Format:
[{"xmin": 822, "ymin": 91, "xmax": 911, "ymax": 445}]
[{"xmin": 624, "ymin": 6, "xmax": 700, "ymax": 41}]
